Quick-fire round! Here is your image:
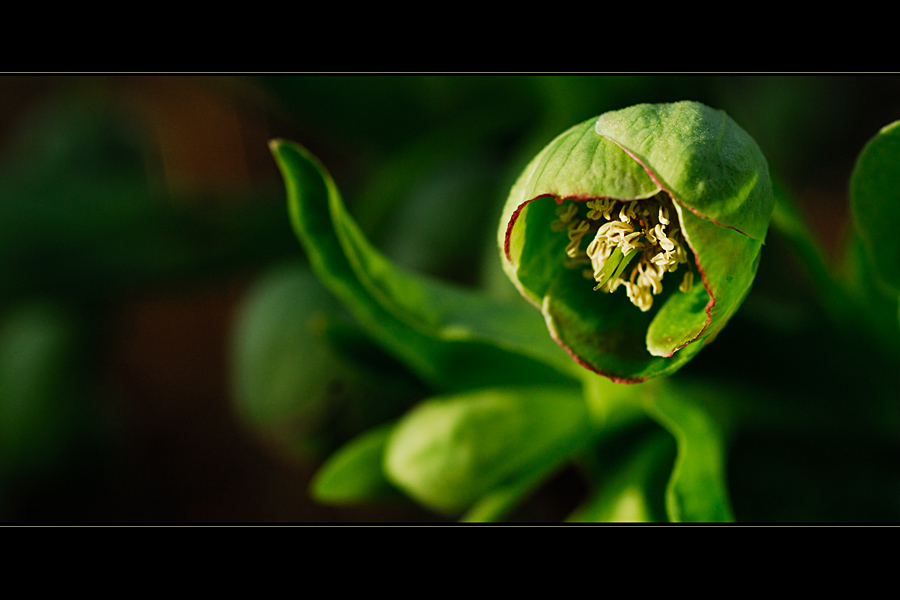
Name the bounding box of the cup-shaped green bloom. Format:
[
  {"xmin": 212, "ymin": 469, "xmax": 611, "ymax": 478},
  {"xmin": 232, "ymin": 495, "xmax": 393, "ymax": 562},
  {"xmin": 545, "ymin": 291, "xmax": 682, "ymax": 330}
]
[{"xmin": 499, "ymin": 101, "xmax": 774, "ymax": 383}]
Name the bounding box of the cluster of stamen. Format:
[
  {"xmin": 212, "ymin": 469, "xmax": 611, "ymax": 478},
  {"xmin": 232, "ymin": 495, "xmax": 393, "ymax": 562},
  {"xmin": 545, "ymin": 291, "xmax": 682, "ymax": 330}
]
[{"xmin": 550, "ymin": 192, "xmax": 693, "ymax": 312}]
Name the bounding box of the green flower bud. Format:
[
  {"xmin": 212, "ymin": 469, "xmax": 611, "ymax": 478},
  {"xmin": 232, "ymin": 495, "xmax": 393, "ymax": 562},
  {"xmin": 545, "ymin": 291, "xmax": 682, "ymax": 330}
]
[{"xmin": 499, "ymin": 101, "xmax": 774, "ymax": 383}]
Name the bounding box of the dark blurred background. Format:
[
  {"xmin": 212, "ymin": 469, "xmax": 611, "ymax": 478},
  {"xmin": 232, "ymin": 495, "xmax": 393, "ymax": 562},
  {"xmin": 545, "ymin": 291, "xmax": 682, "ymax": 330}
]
[{"xmin": 1, "ymin": 74, "xmax": 898, "ymax": 523}]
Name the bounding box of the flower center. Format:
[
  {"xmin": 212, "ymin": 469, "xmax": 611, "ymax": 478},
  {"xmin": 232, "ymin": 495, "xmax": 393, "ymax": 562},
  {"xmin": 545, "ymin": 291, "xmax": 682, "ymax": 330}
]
[{"xmin": 551, "ymin": 192, "xmax": 693, "ymax": 312}]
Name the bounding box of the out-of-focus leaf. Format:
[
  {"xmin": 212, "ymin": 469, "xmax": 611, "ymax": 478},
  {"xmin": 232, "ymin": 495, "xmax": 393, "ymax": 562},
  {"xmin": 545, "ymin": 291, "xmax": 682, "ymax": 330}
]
[
  {"xmin": 232, "ymin": 261, "xmax": 430, "ymax": 462},
  {"xmin": 850, "ymin": 120, "xmax": 900, "ymax": 293},
  {"xmin": 836, "ymin": 230, "xmax": 900, "ymax": 354},
  {"xmin": 459, "ymin": 469, "xmax": 552, "ymax": 523},
  {"xmin": 382, "ymin": 386, "xmax": 592, "ymax": 516},
  {"xmin": 310, "ymin": 423, "xmax": 401, "ymax": 505},
  {"xmin": 370, "ymin": 153, "xmax": 501, "ymax": 280},
  {"xmin": 270, "ymin": 139, "xmax": 580, "ymax": 391},
  {"xmin": 0, "ymin": 91, "xmax": 296, "ymax": 302},
  {"xmin": 768, "ymin": 179, "xmax": 863, "ymax": 334},
  {"xmin": 0, "ymin": 303, "xmax": 89, "ymax": 480},
  {"xmin": 567, "ymin": 430, "xmax": 674, "ymax": 523},
  {"xmin": 258, "ymin": 76, "xmax": 542, "ymax": 159},
  {"xmin": 230, "ymin": 262, "xmax": 341, "ymax": 441}
]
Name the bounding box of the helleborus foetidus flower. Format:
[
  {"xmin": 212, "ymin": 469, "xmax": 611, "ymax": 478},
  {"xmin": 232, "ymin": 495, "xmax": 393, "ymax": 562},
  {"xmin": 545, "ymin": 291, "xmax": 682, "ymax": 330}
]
[{"xmin": 499, "ymin": 101, "xmax": 774, "ymax": 383}]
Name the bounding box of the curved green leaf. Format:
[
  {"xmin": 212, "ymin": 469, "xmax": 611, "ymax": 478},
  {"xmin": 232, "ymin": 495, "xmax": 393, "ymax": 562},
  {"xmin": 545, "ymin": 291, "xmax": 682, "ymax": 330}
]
[
  {"xmin": 540, "ymin": 265, "xmax": 703, "ymax": 383},
  {"xmin": 519, "ymin": 119, "xmax": 660, "ymax": 207},
  {"xmin": 270, "ymin": 140, "xmax": 579, "ymax": 391}
]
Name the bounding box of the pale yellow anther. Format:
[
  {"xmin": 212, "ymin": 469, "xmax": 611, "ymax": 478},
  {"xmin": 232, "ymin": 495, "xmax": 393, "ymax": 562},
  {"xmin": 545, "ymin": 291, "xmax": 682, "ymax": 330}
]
[
  {"xmin": 553, "ymin": 193, "xmax": 691, "ymax": 312},
  {"xmin": 551, "ymin": 202, "xmax": 579, "ymax": 231},
  {"xmin": 635, "ymin": 262, "xmax": 661, "ymax": 295},
  {"xmin": 586, "ymin": 233, "xmax": 606, "ymax": 260},
  {"xmin": 651, "ymin": 252, "xmax": 669, "ymax": 266},
  {"xmin": 565, "ymin": 219, "xmax": 591, "ymax": 257},
  {"xmin": 586, "ymin": 199, "xmax": 613, "ymax": 221},
  {"xmin": 620, "ymin": 231, "xmax": 644, "ymax": 255},
  {"xmin": 625, "ymin": 280, "xmax": 653, "ymax": 312}
]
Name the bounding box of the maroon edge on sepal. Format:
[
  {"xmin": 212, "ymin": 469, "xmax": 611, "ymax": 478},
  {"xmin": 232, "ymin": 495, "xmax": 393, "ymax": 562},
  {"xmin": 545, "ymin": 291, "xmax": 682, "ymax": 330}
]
[
  {"xmin": 542, "ymin": 297, "xmax": 648, "ymax": 385},
  {"xmin": 666, "ymin": 259, "xmax": 714, "ymax": 357},
  {"xmin": 505, "ymin": 195, "xmax": 611, "ymax": 263},
  {"xmin": 503, "ymin": 199, "xmax": 529, "ymax": 262}
]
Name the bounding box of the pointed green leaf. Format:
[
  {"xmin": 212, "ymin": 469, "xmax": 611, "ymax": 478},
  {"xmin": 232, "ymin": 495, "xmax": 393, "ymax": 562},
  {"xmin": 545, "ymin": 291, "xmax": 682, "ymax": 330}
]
[
  {"xmin": 333, "ymin": 203, "xmax": 577, "ymax": 376},
  {"xmin": 270, "ymin": 139, "xmax": 438, "ymax": 380},
  {"xmin": 270, "ymin": 140, "xmax": 579, "ymax": 390},
  {"xmin": 310, "ymin": 424, "xmax": 401, "ymax": 505}
]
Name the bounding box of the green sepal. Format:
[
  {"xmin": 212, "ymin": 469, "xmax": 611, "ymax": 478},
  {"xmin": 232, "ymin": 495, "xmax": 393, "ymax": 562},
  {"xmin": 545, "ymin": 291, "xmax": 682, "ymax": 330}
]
[{"xmin": 595, "ymin": 102, "xmax": 773, "ymax": 243}]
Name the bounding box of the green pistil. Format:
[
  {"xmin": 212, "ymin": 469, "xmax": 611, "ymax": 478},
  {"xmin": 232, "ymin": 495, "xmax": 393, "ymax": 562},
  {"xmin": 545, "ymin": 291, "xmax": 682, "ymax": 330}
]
[{"xmin": 593, "ymin": 246, "xmax": 640, "ymax": 291}]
